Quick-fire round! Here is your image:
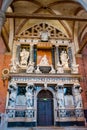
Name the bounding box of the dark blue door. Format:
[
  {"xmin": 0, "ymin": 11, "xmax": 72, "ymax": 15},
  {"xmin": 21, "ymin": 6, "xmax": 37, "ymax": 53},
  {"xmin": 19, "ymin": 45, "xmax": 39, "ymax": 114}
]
[{"xmin": 37, "ymin": 98, "xmax": 54, "ymax": 126}]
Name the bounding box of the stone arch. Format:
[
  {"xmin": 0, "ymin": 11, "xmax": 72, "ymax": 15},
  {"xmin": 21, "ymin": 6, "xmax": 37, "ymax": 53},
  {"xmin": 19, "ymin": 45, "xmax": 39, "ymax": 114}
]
[{"xmin": 18, "ymin": 22, "xmax": 69, "ymax": 39}]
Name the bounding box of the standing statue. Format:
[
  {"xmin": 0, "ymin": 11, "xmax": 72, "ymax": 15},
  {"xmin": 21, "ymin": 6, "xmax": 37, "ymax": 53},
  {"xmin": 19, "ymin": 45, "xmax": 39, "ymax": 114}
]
[
  {"xmin": 73, "ymin": 85, "xmax": 83, "ymax": 108},
  {"xmin": 20, "ymin": 49, "xmax": 29, "ymax": 66},
  {"xmin": 8, "ymin": 82, "xmax": 17, "ymax": 107},
  {"xmin": 56, "ymin": 86, "xmax": 65, "ymax": 108},
  {"xmin": 60, "ymin": 51, "xmax": 69, "ymax": 68},
  {"xmin": 25, "ymin": 84, "xmax": 33, "ymax": 107}
]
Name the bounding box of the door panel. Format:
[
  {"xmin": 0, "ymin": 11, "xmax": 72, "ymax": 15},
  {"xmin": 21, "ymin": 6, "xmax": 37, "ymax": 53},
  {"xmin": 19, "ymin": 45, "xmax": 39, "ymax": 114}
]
[{"xmin": 37, "ymin": 98, "xmax": 53, "ymax": 126}]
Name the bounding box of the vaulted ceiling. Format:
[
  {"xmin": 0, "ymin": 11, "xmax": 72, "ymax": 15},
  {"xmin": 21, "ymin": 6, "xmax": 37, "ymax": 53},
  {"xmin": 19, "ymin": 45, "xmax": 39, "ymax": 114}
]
[{"xmin": 1, "ymin": 0, "xmax": 87, "ymax": 53}]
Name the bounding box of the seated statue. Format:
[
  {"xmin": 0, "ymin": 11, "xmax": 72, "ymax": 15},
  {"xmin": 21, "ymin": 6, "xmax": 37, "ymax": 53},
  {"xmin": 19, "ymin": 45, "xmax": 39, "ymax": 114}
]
[
  {"xmin": 60, "ymin": 51, "xmax": 69, "ymax": 68},
  {"xmin": 39, "ymin": 55, "xmax": 49, "ymax": 66},
  {"xmin": 20, "ymin": 49, "xmax": 29, "ymax": 66}
]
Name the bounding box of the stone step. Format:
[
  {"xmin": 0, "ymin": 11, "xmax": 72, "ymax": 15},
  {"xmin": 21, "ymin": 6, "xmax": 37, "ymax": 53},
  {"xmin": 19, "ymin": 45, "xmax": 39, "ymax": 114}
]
[
  {"xmin": 6, "ymin": 126, "xmax": 87, "ymax": 130},
  {"xmin": 32, "ymin": 126, "xmax": 64, "ymax": 130},
  {"xmin": 6, "ymin": 127, "xmax": 32, "ymax": 130},
  {"xmin": 32, "ymin": 126, "xmax": 87, "ymax": 130}
]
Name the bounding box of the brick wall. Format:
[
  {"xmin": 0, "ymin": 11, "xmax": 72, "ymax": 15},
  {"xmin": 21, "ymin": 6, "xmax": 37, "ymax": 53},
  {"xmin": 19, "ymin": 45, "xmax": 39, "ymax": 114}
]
[
  {"xmin": 76, "ymin": 47, "xmax": 87, "ymax": 109},
  {"xmin": 0, "ymin": 37, "xmax": 11, "ymax": 113}
]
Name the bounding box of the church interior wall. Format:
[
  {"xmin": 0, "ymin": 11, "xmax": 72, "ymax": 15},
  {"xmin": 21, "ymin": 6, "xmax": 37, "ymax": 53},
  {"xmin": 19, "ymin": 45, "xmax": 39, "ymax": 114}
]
[{"xmin": 0, "ymin": 0, "xmax": 87, "ymax": 127}]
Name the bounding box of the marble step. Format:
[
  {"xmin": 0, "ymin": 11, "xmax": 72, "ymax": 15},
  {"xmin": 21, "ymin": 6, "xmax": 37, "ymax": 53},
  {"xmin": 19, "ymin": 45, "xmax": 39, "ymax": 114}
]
[
  {"xmin": 32, "ymin": 126, "xmax": 87, "ymax": 130},
  {"xmin": 6, "ymin": 126, "xmax": 87, "ymax": 130}
]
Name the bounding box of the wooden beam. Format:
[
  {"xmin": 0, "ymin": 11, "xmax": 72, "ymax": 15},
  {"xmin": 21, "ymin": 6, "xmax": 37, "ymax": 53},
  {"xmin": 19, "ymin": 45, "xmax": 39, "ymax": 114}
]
[{"xmin": 6, "ymin": 12, "xmax": 87, "ymax": 21}]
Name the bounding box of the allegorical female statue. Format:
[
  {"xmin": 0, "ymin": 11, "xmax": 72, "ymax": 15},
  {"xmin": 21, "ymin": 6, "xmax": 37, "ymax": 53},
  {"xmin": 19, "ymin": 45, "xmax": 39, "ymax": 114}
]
[
  {"xmin": 20, "ymin": 49, "xmax": 29, "ymax": 66},
  {"xmin": 60, "ymin": 51, "xmax": 69, "ymax": 68}
]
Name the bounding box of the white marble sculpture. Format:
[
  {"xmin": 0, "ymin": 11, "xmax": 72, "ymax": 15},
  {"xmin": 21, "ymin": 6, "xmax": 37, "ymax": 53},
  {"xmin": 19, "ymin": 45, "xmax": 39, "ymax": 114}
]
[
  {"xmin": 73, "ymin": 84, "xmax": 83, "ymax": 108},
  {"xmin": 56, "ymin": 86, "xmax": 65, "ymax": 108},
  {"xmin": 10, "ymin": 58, "xmax": 19, "ymax": 73},
  {"xmin": 25, "ymin": 84, "xmax": 33, "ymax": 108},
  {"xmin": 26, "ymin": 61, "xmax": 34, "ymax": 73},
  {"xmin": 71, "ymin": 62, "xmax": 79, "ymax": 74},
  {"xmin": 40, "ymin": 30, "xmax": 50, "ymax": 41},
  {"xmin": 39, "ymin": 55, "xmax": 49, "ymax": 66},
  {"xmin": 35, "ymin": 66, "xmax": 42, "ymax": 73},
  {"xmin": 56, "ymin": 61, "xmax": 64, "ymax": 73},
  {"xmin": 60, "ymin": 51, "xmax": 69, "ymax": 68},
  {"xmin": 8, "ymin": 82, "xmax": 17, "ymax": 107},
  {"xmin": 49, "ymin": 65, "xmax": 56, "ymax": 74},
  {"xmin": 20, "ymin": 49, "xmax": 29, "ymax": 66}
]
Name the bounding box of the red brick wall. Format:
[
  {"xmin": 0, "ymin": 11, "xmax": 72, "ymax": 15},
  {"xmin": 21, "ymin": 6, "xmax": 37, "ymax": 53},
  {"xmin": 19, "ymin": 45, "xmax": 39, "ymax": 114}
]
[
  {"xmin": 0, "ymin": 53, "xmax": 11, "ymax": 112},
  {"xmin": 0, "ymin": 36, "xmax": 11, "ymax": 113},
  {"xmin": 76, "ymin": 48, "xmax": 87, "ymax": 109}
]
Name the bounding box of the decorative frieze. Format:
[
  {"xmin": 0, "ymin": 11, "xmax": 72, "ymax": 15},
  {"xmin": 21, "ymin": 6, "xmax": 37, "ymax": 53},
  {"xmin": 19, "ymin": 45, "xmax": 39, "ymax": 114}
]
[{"xmin": 10, "ymin": 75, "xmax": 80, "ymax": 85}]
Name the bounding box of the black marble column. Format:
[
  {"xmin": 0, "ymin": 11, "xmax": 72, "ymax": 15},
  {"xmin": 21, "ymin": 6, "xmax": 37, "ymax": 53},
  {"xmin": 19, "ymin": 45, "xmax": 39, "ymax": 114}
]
[
  {"xmin": 52, "ymin": 45, "xmax": 55, "ymax": 68},
  {"xmin": 33, "ymin": 45, "xmax": 37, "ymax": 68}
]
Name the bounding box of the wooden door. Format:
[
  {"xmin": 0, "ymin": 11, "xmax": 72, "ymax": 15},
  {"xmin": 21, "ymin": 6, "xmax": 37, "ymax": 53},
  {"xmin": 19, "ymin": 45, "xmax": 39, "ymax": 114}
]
[{"xmin": 37, "ymin": 90, "xmax": 54, "ymax": 126}]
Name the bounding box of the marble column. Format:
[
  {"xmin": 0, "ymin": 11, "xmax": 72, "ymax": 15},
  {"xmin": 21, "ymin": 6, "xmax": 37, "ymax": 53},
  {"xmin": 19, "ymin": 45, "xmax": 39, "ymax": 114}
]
[{"xmin": 52, "ymin": 45, "xmax": 55, "ymax": 68}]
